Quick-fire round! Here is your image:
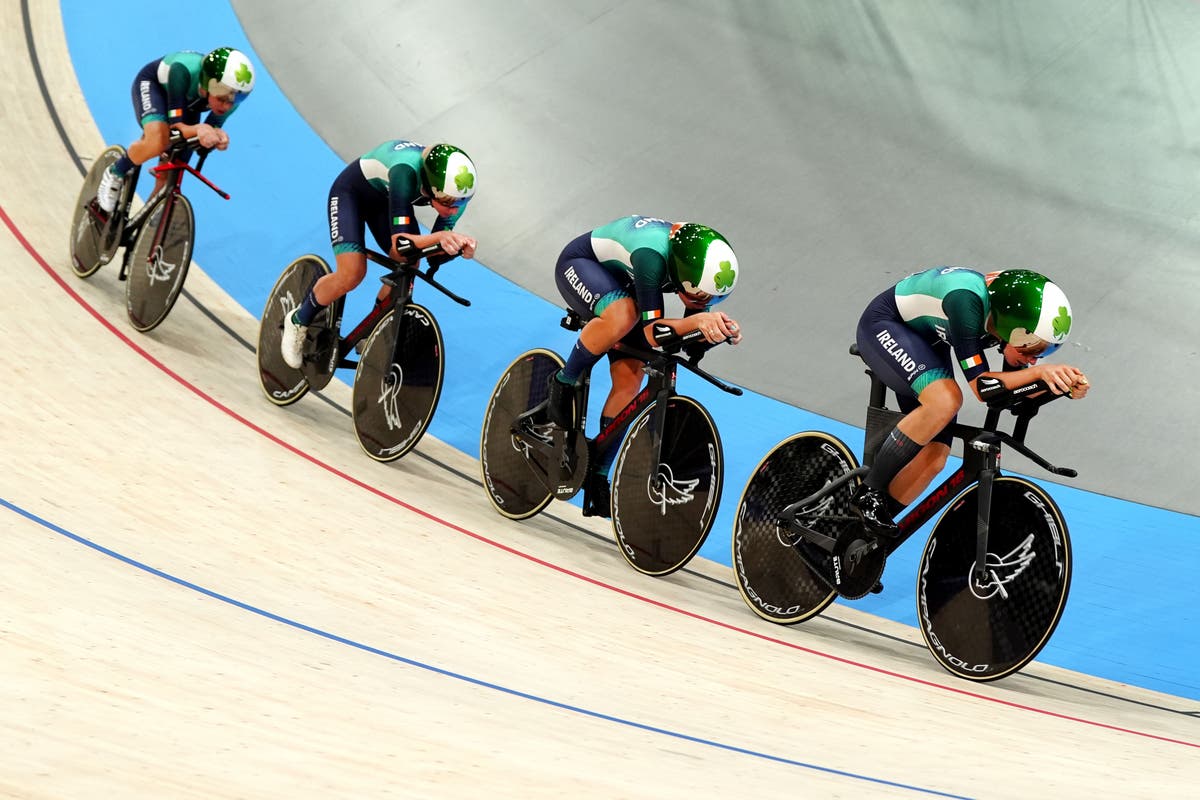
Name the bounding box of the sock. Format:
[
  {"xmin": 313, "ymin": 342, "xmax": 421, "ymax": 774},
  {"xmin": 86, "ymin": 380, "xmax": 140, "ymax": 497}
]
[
  {"xmin": 113, "ymin": 154, "xmax": 135, "ymax": 176},
  {"xmin": 865, "ymin": 427, "xmax": 923, "ymax": 493},
  {"xmin": 559, "ymin": 340, "xmax": 604, "ymax": 385},
  {"xmin": 295, "ymin": 287, "xmax": 327, "ymax": 326}
]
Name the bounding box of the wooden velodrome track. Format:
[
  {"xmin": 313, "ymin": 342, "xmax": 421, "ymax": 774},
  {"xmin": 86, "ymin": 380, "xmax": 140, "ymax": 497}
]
[{"xmin": 1, "ymin": 3, "xmax": 1196, "ymax": 797}]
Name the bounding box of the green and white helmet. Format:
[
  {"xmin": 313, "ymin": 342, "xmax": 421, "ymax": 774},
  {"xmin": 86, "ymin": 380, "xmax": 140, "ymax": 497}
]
[
  {"xmin": 201, "ymin": 47, "xmax": 255, "ymax": 101},
  {"xmin": 667, "ymin": 223, "xmax": 738, "ymax": 305},
  {"xmin": 421, "ymin": 143, "xmax": 477, "ymax": 207},
  {"xmin": 986, "ymin": 269, "xmax": 1073, "ymax": 356}
]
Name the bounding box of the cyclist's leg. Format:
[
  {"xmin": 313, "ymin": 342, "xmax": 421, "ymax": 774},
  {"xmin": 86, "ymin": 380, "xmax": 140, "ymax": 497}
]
[
  {"xmin": 547, "ymin": 237, "xmax": 634, "ymax": 426},
  {"xmin": 888, "ymin": 390, "xmax": 954, "ymax": 506},
  {"xmin": 99, "ymin": 63, "xmax": 169, "ymax": 212},
  {"xmin": 853, "ymin": 291, "xmax": 958, "ymax": 531}
]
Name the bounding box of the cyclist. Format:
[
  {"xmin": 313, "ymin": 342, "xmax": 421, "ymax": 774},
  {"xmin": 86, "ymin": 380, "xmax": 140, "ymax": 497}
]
[
  {"xmin": 852, "ymin": 266, "xmax": 1091, "ymax": 535},
  {"xmin": 280, "ymin": 140, "xmax": 478, "ymax": 369},
  {"xmin": 96, "ymin": 47, "xmax": 256, "ymax": 213},
  {"xmin": 545, "ymin": 215, "xmax": 743, "ymax": 517}
]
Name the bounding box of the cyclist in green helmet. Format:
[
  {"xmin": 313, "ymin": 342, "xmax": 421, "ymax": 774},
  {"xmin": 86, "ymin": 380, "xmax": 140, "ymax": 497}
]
[
  {"xmin": 280, "ymin": 140, "xmax": 478, "ymax": 369},
  {"xmin": 852, "ymin": 267, "xmax": 1091, "ymax": 535},
  {"xmin": 97, "ymin": 47, "xmax": 255, "ymax": 213},
  {"xmin": 545, "ymin": 216, "xmax": 744, "ymax": 517}
]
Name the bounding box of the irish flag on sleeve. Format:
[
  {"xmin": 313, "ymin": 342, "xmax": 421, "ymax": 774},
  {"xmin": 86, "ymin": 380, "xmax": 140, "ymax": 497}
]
[{"xmin": 960, "ymin": 353, "xmax": 983, "ymax": 371}]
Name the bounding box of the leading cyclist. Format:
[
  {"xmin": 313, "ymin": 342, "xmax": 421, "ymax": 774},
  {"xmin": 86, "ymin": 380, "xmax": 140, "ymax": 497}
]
[{"xmin": 852, "ymin": 266, "xmax": 1091, "ymax": 535}]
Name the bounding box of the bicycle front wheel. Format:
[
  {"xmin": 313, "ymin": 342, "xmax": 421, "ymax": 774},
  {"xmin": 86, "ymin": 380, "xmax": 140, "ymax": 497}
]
[
  {"xmin": 732, "ymin": 432, "xmax": 860, "ymax": 624},
  {"xmin": 125, "ymin": 194, "xmax": 194, "ymax": 332},
  {"xmin": 917, "ymin": 476, "xmax": 1072, "ymax": 682},
  {"xmin": 352, "ymin": 304, "xmax": 445, "ymax": 462},
  {"xmin": 256, "ymin": 255, "xmax": 332, "ymax": 406},
  {"xmin": 479, "ymin": 349, "xmax": 564, "ymax": 520},
  {"xmin": 69, "ymin": 146, "xmax": 126, "ymax": 278},
  {"xmin": 611, "ymin": 396, "xmax": 722, "ymax": 577}
]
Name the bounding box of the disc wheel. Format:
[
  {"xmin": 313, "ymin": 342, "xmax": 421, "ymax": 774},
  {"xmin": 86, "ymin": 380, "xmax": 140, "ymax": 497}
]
[
  {"xmin": 611, "ymin": 396, "xmax": 722, "ymax": 577},
  {"xmin": 732, "ymin": 432, "xmax": 860, "ymax": 624},
  {"xmin": 352, "ymin": 304, "xmax": 445, "ymax": 462},
  {"xmin": 917, "ymin": 476, "xmax": 1072, "ymax": 681},
  {"xmin": 479, "ymin": 349, "xmax": 564, "ymax": 520},
  {"xmin": 257, "ymin": 255, "xmax": 331, "ymax": 406}
]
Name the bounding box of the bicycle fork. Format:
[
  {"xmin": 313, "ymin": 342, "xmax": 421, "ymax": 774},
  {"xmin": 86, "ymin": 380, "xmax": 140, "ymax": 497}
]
[{"xmin": 969, "ymin": 435, "xmax": 1003, "ymax": 587}]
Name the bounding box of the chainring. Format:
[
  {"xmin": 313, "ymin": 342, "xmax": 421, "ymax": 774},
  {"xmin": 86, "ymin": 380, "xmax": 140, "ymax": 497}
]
[{"xmin": 832, "ymin": 527, "xmax": 887, "ymax": 600}]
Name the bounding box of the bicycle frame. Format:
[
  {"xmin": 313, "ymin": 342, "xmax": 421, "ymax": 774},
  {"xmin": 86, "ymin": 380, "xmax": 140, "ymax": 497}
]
[
  {"xmin": 330, "ymin": 244, "xmax": 469, "ymax": 372},
  {"xmin": 781, "ymin": 363, "xmax": 1075, "ymax": 585},
  {"xmin": 115, "ymin": 138, "xmax": 228, "ymax": 281},
  {"xmin": 559, "ymin": 311, "xmax": 740, "ymax": 481}
]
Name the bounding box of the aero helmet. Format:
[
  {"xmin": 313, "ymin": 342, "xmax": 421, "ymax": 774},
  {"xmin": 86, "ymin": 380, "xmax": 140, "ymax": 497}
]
[
  {"xmin": 421, "ymin": 144, "xmax": 477, "ymax": 207},
  {"xmin": 667, "ymin": 223, "xmax": 738, "ymax": 305},
  {"xmin": 201, "ymin": 48, "xmax": 255, "ymax": 100},
  {"xmin": 986, "ymin": 269, "xmax": 1072, "ymax": 356}
]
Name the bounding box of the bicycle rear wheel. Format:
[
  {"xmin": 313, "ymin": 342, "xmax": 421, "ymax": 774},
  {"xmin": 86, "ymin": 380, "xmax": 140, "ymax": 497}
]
[
  {"xmin": 257, "ymin": 255, "xmax": 331, "ymax": 406},
  {"xmin": 479, "ymin": 349, "xmax": 564, "ymax": 520},
  {"xmin": 917, "ymin": 476, "xmax": 1072, "ymax": 681},
  {"xmin": 352, "ymin": 304, "xmax": 445, "ymax": 462},
  {"xmin": 125, "ymin": 194, "xmax": 194, "ymax": 332},
  {"xmin": 732, "ymin": 432, "xmax": 859, "ymax": 624},
  {"xmin": 69, "ymin": 146, "xmax": 126, "ymax": 278},
  {"xmin": 611, "ymin": 396, "xmax": 722, "ymax": 577}
]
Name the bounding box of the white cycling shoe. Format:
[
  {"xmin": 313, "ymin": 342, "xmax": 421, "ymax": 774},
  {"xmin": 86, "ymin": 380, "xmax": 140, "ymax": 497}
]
[
  {"xmin": 97, "ymin": 166, "xmax": 124, "ymax": 214},
  {"xmin": 280, "ymin": 311, "xmax": 308, "ymax": 369}
]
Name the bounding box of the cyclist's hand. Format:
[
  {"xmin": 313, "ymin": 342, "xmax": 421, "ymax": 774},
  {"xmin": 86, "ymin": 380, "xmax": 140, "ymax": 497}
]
[
  {"xmin": 695, "ymin": 311, "xmax": 740, "ymax": 344},
  {"xmin": 438, "ymin": 231, "xmax": 476, "ymax": 259},
  {"xmin": 1066, "ymin": 375, "xmax": 1090, "ymax": 399},
  {"xmin": 1034, "ymin": 363, "xmax": 1084, "ymax": 395},
  {"xmin": 196, "ymin": 124, "xmax": 224, "ymax": 150}
]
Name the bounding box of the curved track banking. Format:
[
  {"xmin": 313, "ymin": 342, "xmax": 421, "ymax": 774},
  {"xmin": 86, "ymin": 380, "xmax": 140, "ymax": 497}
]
[{"xmin": 1, "ymin": 0, "xmax": 1196, "ymax": 797}]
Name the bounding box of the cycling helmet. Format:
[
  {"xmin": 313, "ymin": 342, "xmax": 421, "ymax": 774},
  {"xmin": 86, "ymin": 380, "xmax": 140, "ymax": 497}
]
[
  {"xmin": 986, "ymin": 269, "xmax": 1072, "ymax": 356},
  {"xmin": 201, "ymin": 48, "xmax": 255, "ymax": 100},
  {"xmin": 667, "ymin": 223, "xmax": 738, "ymax": 304},
  {"xmin": 421, "ymin": 143, "xmax": 477, "ymax": 207}
]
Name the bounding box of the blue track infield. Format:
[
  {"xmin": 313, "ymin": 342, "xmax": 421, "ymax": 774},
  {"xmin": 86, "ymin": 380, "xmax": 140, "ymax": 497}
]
[{"xmin": 59, "ymin": 0, "xmax": 1200, "ymax": 699}]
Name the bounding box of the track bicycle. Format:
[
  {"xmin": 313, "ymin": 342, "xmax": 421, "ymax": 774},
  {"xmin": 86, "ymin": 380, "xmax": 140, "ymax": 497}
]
[
  {"xmin": 732, "ymin": 345, "xmax": 1076, "ymax": 681},
  {"xmin": 69, "ymin": 131, "xmax": 229, "ymax": 332},
  {"xmin": 480, "ymin": 310, "xmax": 742, "ymax": 576},
  {"xmin": 257, "ymin": 240, "xmax": 469, "ymax": 462}
]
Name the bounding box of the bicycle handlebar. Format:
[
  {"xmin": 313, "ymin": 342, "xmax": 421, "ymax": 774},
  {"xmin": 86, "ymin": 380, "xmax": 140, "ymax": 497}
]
[
  {"xmin": 365, "ymin": 244, "xmax": 471, "ymax": 307},
  {"xmin": 615, "ymin": 328, "xmax": 743, "ymax": 397},
  {"xmin": 153, "ymin": 131, "xmax": 230, "ymax": 200}
]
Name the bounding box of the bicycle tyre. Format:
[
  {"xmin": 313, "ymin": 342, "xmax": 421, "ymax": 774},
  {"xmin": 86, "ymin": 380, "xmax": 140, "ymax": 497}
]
[
  {"xmin": 352, "ymin": 303, "xmax": 445, "ymax": 462},
  {"xmin": 125, "ymin": 194, "xmax": 194, "ymax": 332},
  {"xmin": 479, "ymin": 349, "xmax": 564, "ymax": 520},
  {"xmin": 917, "ymin": 476, "xmax": 1072, "ymax": 682},
  {"xmin": 69, "ymin": 146, "xmax": 126, "ymax": 278},
  {"xmin": 610, "ymin": 396, "xmax": 722, "ymax": 577},
  {"xmin": 732, "ymin": 432, "xmax": 860, "ymax": 624},
  {"xmin": 256, "ymin": 255, "xmax": 331, "ymax": 407}
]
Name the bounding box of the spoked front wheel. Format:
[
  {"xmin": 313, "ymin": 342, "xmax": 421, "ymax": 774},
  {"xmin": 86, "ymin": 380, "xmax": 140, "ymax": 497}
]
[
  {"xmin": 917, "ymin": 476, "xmax": 1072, "ymax": 681},
  {"xmin": 479, "ymin": 349, "xmax": 564, "ymax": 520},
  {"xmin": 352, "ymin": 303, "xmax": 445, "ymax": 462},
  {"xmin": 69, "ymin": 145, "xmax": 126, "ymax": 278},
  {"xmin": 732, "ymin": 432, "xmax": 861, "ymax": 624},
  {"xmin": 257, "ymin": 255, "xmax": 332, "ymax": 406},
  {"xmin": 125, "ymin": 194, "xmax": 194, "ymax": 332},
  {"xmin": 611, "ymin": 396, "xmax": 722, "ymax": 577}
]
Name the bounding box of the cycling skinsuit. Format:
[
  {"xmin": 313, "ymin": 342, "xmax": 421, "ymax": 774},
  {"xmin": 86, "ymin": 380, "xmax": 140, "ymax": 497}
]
[
  {"xmin": 856, "ymin": 267, "xmax": 997, "ymax": 445},
  {"xmin": 328, "ymin": 140, "xmax": 465, "ymax": 261},
  {"xmin": 554, "ymin": 215, "xmax": 688, "ymax": 357},
  {"xmin": 130, "ymin": 51, "xmax": 242, "ymax": 129}
]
